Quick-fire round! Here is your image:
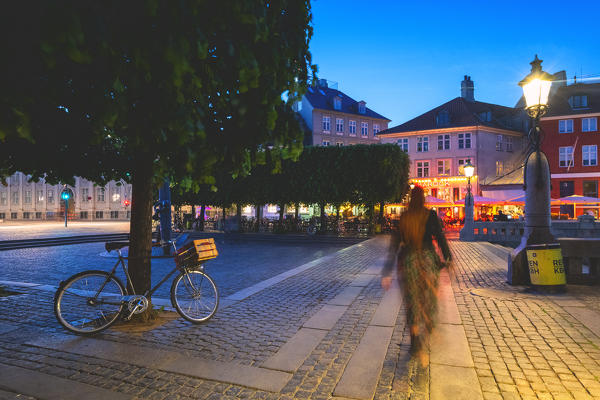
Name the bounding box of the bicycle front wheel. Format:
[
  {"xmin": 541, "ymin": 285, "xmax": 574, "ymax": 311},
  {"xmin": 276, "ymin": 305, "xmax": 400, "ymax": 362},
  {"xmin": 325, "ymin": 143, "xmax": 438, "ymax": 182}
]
[
  {"xmin": 171, "ymin": 270, "xmax": 219, "ymax": 323},
  {"xmin": 54, "ymin": 270, "xmax": 126, "ymax": 335}
]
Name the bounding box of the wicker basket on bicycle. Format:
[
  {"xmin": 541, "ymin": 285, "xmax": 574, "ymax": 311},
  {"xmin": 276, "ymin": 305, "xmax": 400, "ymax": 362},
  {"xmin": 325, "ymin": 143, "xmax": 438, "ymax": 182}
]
[{"xmin": 175, "ymin": 238, "xmax": 218, "ymax": 267}]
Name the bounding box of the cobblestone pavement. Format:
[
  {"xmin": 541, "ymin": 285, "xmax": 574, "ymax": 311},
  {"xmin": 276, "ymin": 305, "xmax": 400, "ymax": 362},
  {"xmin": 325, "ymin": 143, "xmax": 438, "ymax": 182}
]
[
  {"xmin": 452, "ymin": 241, "xmax": 600, "ymax": 400},
  {"xmin": 0, "ymin": 239, "xmax": 347, "ymax": 298},
  {"xmin": 3, "ymin": 238, "xmax": 600, "ymax": 399}
]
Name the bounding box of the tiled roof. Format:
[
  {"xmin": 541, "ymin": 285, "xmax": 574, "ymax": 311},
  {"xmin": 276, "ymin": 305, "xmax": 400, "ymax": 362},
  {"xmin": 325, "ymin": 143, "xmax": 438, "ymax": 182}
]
[
  {"xmin": 378, "ymin": 97, "xmax": 524, "ymax": 135},
  {"xmin": 304, "ymin": 85, "xmax": 390, "ymax": 121},
  {"xmin": 545, "ymin": 82, "xmax": 600, "ymax": 117}
]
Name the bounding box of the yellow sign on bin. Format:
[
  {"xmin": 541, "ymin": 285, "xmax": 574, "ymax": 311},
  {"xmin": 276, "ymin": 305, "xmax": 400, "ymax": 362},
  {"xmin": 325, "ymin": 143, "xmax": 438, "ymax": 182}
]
[{"xmin": 526, "ymin": 244, "xmax": 566, "ymax": 286}]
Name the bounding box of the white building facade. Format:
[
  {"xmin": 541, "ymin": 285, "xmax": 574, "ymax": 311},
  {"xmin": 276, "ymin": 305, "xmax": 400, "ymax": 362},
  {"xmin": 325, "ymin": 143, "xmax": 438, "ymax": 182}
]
[{"xmin": 0, "ymin": 172, "xmax": 132, "ymax": 221}]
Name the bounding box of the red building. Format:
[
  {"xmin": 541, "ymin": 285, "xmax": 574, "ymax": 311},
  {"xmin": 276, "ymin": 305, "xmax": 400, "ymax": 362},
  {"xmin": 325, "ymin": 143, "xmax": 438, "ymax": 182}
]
[{"xmin": 541, "ymin": 82, "xmax": 600, "ymax": 218}]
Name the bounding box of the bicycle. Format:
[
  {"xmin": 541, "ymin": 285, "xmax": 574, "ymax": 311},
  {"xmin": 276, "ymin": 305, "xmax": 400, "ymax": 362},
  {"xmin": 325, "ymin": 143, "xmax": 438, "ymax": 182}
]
[{"xmin": 54, "ymin": 238, "xmax": 219, "ymax": 335}]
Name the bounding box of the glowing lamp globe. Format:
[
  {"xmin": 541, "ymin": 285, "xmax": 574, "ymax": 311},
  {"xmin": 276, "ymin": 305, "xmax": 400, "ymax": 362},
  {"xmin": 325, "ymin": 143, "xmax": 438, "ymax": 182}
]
[
  {"xmin": 519, "ymin": 55, "xmax": 553, "ymax": 113},
  {"xmin": 61, "ymin": 191, "xmax": 71, "ymax": 200},
  {"xmin": 463, "ymin": 162, "xmax": 475, "ymax": 178}
]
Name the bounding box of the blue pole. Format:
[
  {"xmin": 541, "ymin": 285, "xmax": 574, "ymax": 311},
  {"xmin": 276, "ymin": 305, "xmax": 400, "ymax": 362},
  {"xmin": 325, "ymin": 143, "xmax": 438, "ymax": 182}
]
[{"xmin": 158, "ymin": 179, "xmax": 172, "ymax": 255}]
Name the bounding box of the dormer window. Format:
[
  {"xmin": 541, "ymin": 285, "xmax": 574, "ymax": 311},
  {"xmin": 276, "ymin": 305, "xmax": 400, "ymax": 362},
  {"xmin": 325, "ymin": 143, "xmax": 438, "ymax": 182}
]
[
  {"xmin": 569, "ymin": 95, "xmax": 588, "ymax": 109},
  {"xmin": 358, "ymin": 101, "xmax": 366, "ymax": 114},
  {"xmin": 333, "ymin": 96, "xmax": 342, "ymax": 110},
  {"xmin": 436, "ymin": 110, "xmax": 449, "ymax": 127},
  {"xmin": 478, "ymin": 111, "xmax": 491, "ymax": 122}
]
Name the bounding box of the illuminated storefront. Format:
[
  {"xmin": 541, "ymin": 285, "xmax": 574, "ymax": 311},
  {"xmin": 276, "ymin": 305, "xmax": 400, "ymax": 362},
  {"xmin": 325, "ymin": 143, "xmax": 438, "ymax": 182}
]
[{"xmin": 411, "ymin": 176, "xmax": 478, "ymax": 203}]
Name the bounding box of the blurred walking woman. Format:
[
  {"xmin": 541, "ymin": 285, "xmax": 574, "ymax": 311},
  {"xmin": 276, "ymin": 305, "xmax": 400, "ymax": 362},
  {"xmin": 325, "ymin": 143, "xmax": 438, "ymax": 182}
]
[{"xmin": 381, "ymin": 186, "xmax": 452, "ymax": 367}]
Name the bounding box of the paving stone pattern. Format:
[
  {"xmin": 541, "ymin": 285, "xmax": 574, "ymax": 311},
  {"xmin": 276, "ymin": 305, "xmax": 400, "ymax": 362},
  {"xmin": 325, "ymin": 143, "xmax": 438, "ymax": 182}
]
[
  {"xmin": 0, "ymin": 237, "xmax": 418, "ymax": 399},
  {"xmin": 452, "ymin": 241, "xmax": 600, "ymax": 400}
]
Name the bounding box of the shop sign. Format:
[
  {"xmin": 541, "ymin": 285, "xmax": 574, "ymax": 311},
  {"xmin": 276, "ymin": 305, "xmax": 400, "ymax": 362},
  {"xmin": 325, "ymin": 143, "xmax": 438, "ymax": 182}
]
[{"xmin": 411, "ymin": 176, "xmax": 476, "ymax": 188}]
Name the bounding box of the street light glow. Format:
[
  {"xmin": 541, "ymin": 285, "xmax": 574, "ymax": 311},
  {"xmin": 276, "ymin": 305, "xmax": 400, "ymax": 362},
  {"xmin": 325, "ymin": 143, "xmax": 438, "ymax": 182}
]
[
  {"xmin": 463, "ymin": 162, "xmax": 475, "ymax": 178},
  {"xmin": 521, "ymin": 78, "xmax": 552, "ymax": 109}
]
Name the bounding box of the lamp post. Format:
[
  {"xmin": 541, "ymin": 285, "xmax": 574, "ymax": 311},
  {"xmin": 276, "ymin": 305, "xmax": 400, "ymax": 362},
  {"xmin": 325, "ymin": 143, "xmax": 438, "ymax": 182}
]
[
  {"xmin": 60, "ymin": 187, "xmax": 71, "ymax": 228},
  {"xmin": 459, "ymin": 161, "xmax": 475, "ymax": 241},
  {"xmin": 508, "ymin": 55, "xmax": 556, "ymax": 285}
]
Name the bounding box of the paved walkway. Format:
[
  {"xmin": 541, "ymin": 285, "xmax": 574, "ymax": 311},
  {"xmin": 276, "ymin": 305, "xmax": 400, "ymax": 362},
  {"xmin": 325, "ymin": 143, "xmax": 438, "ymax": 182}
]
[{"xmin": 2, "ymin": 238, "xmax": 600, "ymax": 399}]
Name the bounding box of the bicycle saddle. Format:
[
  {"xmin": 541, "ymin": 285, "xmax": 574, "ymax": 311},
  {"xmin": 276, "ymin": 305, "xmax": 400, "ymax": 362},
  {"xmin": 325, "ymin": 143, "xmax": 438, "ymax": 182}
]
[{"xmin": 105, "ymin": 241, "xmax": 130, "ymax": 252}]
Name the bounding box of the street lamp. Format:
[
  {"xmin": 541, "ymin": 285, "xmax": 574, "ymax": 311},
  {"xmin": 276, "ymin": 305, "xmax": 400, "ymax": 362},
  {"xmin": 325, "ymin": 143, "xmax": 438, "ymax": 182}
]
[
  {"xmin": 61, "ymin": 187, "xmax": 71, "ymax": 228},
  {"xmin": 508, "ymin": 55, "xmax": 559, "ymax": 287},
  {"xmin": 459, "ymin": 161, "xmax": 475, "ymax": 241}
]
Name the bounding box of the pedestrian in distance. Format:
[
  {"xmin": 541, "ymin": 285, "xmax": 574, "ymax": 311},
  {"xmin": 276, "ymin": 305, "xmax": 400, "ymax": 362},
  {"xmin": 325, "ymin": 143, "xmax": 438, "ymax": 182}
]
[{"xmin": 381, "ymin": 186, "xmax": 452, "ymax": 368}]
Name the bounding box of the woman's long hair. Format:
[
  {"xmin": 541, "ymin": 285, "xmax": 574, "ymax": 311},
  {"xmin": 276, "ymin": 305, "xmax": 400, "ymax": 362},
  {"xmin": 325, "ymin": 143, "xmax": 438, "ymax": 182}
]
[{"xmin": 400, "ymin": 186, "xmax": 430, "ymax": 249}]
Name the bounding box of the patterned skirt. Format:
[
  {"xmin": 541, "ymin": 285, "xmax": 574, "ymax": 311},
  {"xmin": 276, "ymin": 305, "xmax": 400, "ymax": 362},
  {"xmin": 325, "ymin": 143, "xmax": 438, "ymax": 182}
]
[{"xmin": 399, "ymin": 247, "xmax": 441, "ymax": 339}]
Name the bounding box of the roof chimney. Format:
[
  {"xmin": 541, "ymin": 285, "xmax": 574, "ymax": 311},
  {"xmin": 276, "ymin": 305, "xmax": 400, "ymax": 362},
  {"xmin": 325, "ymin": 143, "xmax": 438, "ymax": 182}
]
[
  {"xmin": 461, "ymin": 75, "xmax": 475, "ymax": 102},
  {"xmin": 317, "ymin": 78, "xmax": 328, "ymax": 89}
]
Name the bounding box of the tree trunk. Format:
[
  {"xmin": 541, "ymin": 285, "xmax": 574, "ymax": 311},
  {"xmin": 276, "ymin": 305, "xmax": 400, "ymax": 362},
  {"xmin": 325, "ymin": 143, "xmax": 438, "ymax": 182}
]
[
  {"xmin": 294, "ymin": 203, "xmax": 299, "ymax": 221},
  {"xmin": 320, "ymin": 202, "xmax": 327, "ymax": 234},
  {"xmin": 236, "ymin": 204, "xmax": 242, "ymax": 232},
  {"xmin": 254, "ymin": 205, "xmax": 261, "ymax": 232},
  {"xmin": 379, "ymin": 201, "xmax": 385, "ymax": 221},
  {"xmin": 278, "ymin": 202, "xmax": 284, "ymax": 225},
  {"xmin": 199, "ymin": 204, "xmax": 206, "ymax": 231},
  {"xmin": 128, "ymin": 161, "xmax": 155, "ymax": 296},
  {"xmin": 222, "ymin": 206, "xmax": 227, "ymax": 231}
]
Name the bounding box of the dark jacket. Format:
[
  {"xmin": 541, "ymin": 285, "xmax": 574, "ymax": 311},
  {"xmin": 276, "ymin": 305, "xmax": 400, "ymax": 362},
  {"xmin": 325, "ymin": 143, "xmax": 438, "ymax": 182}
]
[{"xmin": 382, "ymin": 209, "xmax": 452, "ymax": 278}]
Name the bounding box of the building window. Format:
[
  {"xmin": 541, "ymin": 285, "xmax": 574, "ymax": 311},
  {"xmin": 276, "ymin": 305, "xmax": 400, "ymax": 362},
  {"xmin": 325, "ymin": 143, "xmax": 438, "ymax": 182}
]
[
  {"xmin": 96, "ymin": 187, "xmax": 105, "ymax": 202},
  {"xmin": 358, "ymin": 102, "xmax": 366, "ymax": 114},
  {"xmin": 81, "ymin": 188, "xmax": 90, "ymax": 202},
  {"xmin": 36, "ymin": 190, "xmax": 44, "ymax": 202},
  {"xmin": 478, "ymin": 111, "xmax": 491, "ymax": 122},
  {"xmin": 583, "ymin": 181, "xmax": 598, "ymax": 198},
  {"xmin": 111, "ymin": 186, "xmax": 121, "ymax": 202},
  {"xmin": 458, "ymin": 133, "xmax": 471, "ymax": 149},
  {"xmin": 416, "ymin": 161, "xmax": 430, "ymax": 178},
  {"xmin": 582, "ymin": 117, "xmax": 598, "ymax": 132},
  {"xmin": 0, "ymin": 191, "xmax": 6, "ymax": 206},
  {"xmin": 95, "ymin": 211, "xmax": 104, "ymax": 219},
  {"xmin": 397, "ymin": 138, "xmax": 409, "ymax": 152},
  {"xmin": 583, "ymin": 145, "xmax": 598, "ymax": 166},
  {"xmin": 436, "ymin": 110, "xmax": 449, "ymax": 127},
  {"xmin": 322, "ymin": 140, "xmax": 330, "ymax": 146},
  {"xmin": 80, "ymin": 211, "xmax": 88, "ymax": 219},
  {"xmin": 322, "ymin": 116, "xmax": 331, "ymax": 132},
  {"xmin": 23, "ymin": 212, "xmax": 30, "ymax": 219},
  {"xmin": 505, "ymin": 136, "xmax": 513, "ymax": 152},
  {"xmin": 437, "ymin": 134, "xmax": 450, "ymax": 150},
  {"xmin": 23, "ymin": 190, "xmax": 32, "ymax": 204},
  {"xmin": 361, "ymin": 122, "xmax": 368, "ymax": 137},
  {"xmin": 373, "ymin": 124, "xmax": 380, "ymax": 135},
  {"xmin": 496, "ymin": 161, "xmax": 504, "ymax": 176},
  {"xmin": 11, "ymin": 212, "xmax": 17, "ymax": 219},
  {"xmin": 437, "ymin": 159, "xmax": 451, "ymax": 176},
  {"xmin": 349, "ymin": 120, "xmax": 356, "ymax": 135},
  {"xmin": 559, "ymin": 146, "xmax": 574, "ymax": 167},
  {"xmin": 11, "ymin": 191, "xmax": 19, "ymax": 205},
  {"xmin": 126, "ymin": 211, "xmax": 131, "ymax": 219},
  {"xmin": 333, "ymin": 97, "xmax": 342, "ymax": 110},
  {"xmin": 559, "ymin": 119, "xmax": 574, "ymax": 133},
  {"xmin": 47, "ymin": 190, "xmax": 54, "ymax": 204},
  {"xmin": 458, "ymin": 158, "xmax": 472, "ymax": 175},
  {"xmin": 336, "ymin": 118, "xmax": 344, "ymax": 134},
  {"xmin": 35, "ymin": 212, "xmax": 42, "ymax": 219},
  {"xmin": 0, "ymin": 213, "xmax": 5, "ymax": 219},
  {"xmin": 496, "ymin": 135, "xmax": 503, "ymax": 151},
  {"xmin": 417, "ymin": 136, "xmax": 429, "ymax": 152},
  {"xmin": 110, "ymin": 211, "xmax": 119, "ymax": 219},
  {"xmin": 569, "ymin": 95, "xmax": 588, "ymax": 109}
]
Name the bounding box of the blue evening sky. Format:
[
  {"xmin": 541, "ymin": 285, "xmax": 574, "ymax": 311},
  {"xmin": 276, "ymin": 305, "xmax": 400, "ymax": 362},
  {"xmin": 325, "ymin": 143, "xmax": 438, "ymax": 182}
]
[{"xmin": 309, "ymin": 0, "xmax": 600, "ymax": 126}]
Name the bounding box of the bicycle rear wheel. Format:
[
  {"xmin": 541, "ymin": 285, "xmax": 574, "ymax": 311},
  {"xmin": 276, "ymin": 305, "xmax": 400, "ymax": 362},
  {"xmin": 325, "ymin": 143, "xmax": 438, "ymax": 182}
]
[
  {"xmin": 54, "ymin": 270, "xmax": 126, "ymax": 334},
  {"xmin": 171, "ymin": 270, "xmax": 218, "ymax": 323}
]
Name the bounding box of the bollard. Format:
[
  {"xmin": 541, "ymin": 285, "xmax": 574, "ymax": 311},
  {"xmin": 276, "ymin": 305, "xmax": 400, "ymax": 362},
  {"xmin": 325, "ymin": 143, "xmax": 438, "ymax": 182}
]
[{"xmin": 526, "ymin": 243, "xmax": 566, "ymax": 292}]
